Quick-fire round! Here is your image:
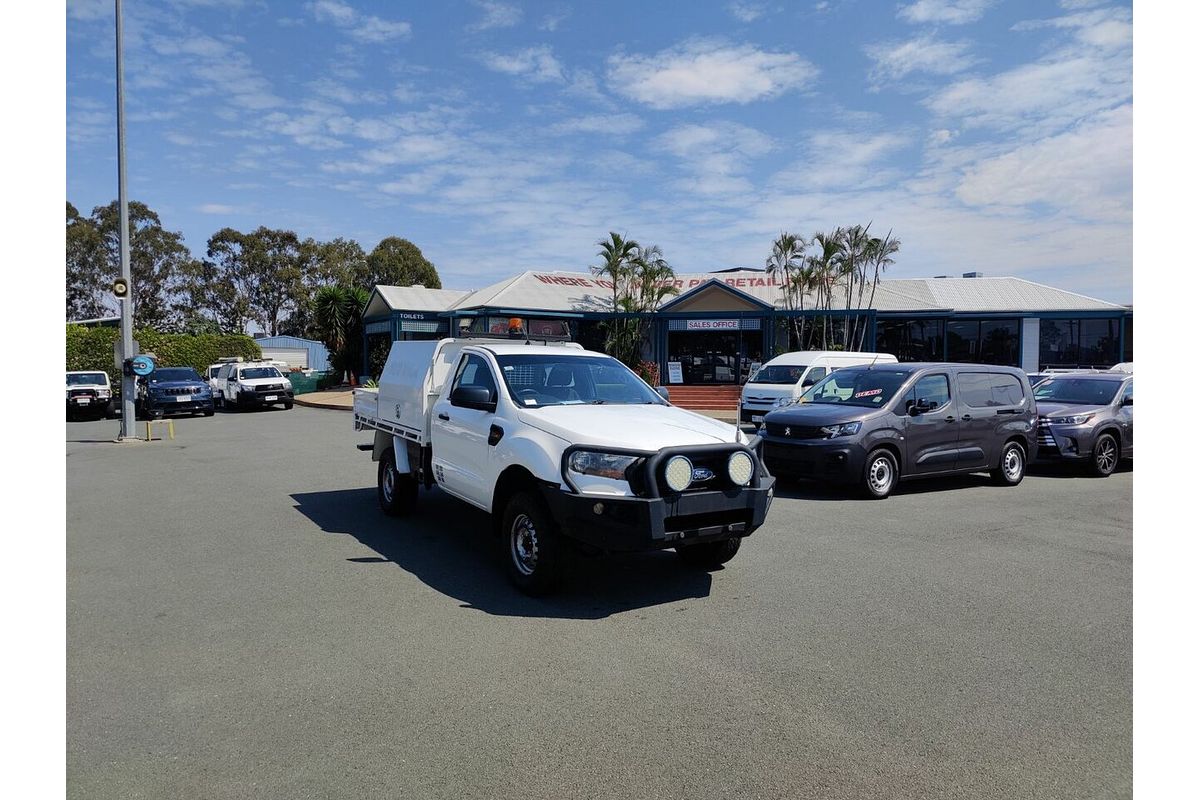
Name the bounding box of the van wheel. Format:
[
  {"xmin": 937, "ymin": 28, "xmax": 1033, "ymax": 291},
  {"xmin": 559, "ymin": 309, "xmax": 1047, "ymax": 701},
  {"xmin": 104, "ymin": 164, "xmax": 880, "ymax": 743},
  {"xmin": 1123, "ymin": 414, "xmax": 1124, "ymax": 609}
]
[
  {"xmin": 502, "ymin": 492, "xmax": 563, "ymax": 596},
  {"xmin": 991, "ymin": 442, "xmax": 1026, "ymax": 486},
  {"xmin": 862, "ymin": 449, "xmax": 897, "ymax": 499},
  {"xmin": 1090, "ymin": 433, "xmax": 1119, "ymax": 477},
  {"xmin": 676, "ymin": 537, "xmax": 741, "ymax": 569},
  {"xmin": 377, "ymin": 449, "xmax": 417, "ymax": 516}
]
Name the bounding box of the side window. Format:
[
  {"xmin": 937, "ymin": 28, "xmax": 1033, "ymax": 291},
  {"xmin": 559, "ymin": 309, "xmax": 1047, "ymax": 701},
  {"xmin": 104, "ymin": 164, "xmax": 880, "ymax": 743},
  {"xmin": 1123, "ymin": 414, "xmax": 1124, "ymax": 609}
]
[
  {"xmin": 802, "ymin": 367, "xmax": 827, "ymax": 387},
  {"xmin": 989, "ymin": 374, "xmax": 1024, "ymax": 407},
  {"xmin": 959, "ymin": 372, "xmax": 995, "ymax": 408},
  {"xmin": 912, "ymin": 374, "xmax": 951, "ymax": 411},
  {"xmin": 1120, "ymin": 381, "xmax": 1132, "ymax": 405},
  {"xmin": 452, "ymin": 355, "xmax": 497, "ymax": 400}
]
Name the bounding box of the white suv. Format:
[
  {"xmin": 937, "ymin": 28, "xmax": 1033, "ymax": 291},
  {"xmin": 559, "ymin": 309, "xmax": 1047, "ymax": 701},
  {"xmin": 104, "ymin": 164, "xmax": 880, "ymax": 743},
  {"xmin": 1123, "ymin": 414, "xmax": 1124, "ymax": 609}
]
[
  {"xmin": 216, "ymin": 362, "xmax": 294, "ymax": 411},
  {"xmin": 66, "ymin": 370, "xmax": 115, "ymax": 420}
]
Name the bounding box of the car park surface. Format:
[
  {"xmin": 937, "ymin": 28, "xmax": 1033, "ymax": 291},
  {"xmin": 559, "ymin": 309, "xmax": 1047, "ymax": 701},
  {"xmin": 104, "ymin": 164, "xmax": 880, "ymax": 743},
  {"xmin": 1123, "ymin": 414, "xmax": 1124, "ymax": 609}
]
[{"xmin": 66, "ymin": 407, "xmax": 1131, "ymax": 800}]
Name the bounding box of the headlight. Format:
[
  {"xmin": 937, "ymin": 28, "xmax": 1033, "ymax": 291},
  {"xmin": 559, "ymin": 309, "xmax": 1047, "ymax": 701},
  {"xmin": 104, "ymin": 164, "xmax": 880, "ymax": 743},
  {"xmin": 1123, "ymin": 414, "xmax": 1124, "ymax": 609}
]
[
  {"xmin": 663, "ymin": 455, "xmax": 693, "ymax": 492},
  {"xmin": 568, "ymin": 451, "xmax": 639, "ymax": 481},
  {"xmin": 818, "ymin": 421, "xmax": 862, "ymax": 438},
  {"xmin": 773, "ymin": 397, "xmax": 795, "ymax": 408},
  {"xmin": 1048, "ymin": 414, "xmax": 1094, "ymax": 425},
  {"xmin": 727, "ymin": 451, "xmax": 754, "ymax": 486},
  {"xmin": 98, "ymin": 389, "xmax": 111, "ymax": 397}
]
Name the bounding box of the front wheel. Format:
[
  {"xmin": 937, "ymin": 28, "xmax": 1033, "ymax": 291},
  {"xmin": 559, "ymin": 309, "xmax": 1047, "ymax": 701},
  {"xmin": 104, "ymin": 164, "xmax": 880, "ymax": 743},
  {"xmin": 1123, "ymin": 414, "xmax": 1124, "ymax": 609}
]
[
  {"xmin": 1090, "ymin": 433, "xmax": 1119, "ymax": 477},
  {"xmin": 676, "ymin": 537, "xmax": 741, "ymax": 569},
  {"xmin": 284, "ymin": 400, "xmax": 293, "ymax": 410},
  {"xmin": 991, "ymin": 442, "xmax": 1026, "ymax": 486},
  {"xmin": 377, "ymin": 449, "xmax": 417, "ymax": 516},
  {"xmin": 502, "ymin": 492, "xmax": 563, "ymax": 596},
  {"xmin": 861, "ymin": 449, "xmax": 898, "ymax": 499}
]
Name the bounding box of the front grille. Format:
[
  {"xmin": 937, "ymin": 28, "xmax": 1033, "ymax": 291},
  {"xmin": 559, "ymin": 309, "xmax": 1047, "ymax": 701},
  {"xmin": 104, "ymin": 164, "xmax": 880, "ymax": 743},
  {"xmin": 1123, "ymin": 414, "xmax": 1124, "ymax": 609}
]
[
  {"xmin": 68, "ymin": 389, "xmax": 97, "ymax": 398},
  {"xmin": 163, "ymin": 387, "xmax": 201, "ymax": 395},
  {"xmin": 764, "ymin": 422, "xmax": 827, "ymax": 440},
  {"xmin": 255, "ymin": 384, "xmax": 285, "ymax": 393},
  {"xmin": 1036, "ymin": 419, "xmax": 1060, "ymax": 453},
  {"xmin": 653, "ymin": 450, "xmax": 750, "ymax": 495}
]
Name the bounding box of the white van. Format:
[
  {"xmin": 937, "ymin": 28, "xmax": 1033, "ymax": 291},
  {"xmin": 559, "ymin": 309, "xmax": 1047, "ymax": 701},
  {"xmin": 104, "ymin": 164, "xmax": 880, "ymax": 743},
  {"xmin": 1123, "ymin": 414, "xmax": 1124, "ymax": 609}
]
[{"xmin": 739, "ymin": 350, "xmax": 898, "ymax": 425}]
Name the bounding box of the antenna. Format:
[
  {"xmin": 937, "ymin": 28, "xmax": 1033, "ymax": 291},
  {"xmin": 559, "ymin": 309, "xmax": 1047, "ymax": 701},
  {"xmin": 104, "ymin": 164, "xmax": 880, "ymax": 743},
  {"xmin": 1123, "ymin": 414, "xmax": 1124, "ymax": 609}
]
[{"xmin": 867, "ymin": 353, "xmax": 881, "ymax": 369}]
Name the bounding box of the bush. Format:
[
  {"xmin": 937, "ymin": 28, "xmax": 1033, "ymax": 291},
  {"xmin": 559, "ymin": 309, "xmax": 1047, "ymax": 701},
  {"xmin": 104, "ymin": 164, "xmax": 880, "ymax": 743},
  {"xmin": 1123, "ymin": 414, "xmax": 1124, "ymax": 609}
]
[
  {"xmin": 634, "ymin": 360, "xmax": 660, "ymax": 386},
  {"xmin": 66, "ymin": 325, "xmax": 261, "ymax": 385}
]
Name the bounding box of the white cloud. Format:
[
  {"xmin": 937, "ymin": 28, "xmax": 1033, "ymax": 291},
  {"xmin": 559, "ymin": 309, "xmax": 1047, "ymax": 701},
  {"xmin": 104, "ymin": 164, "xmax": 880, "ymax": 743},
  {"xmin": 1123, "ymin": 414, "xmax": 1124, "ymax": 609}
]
[
  {"xmin": 309, "ymin": 0, "xmax": 411, "ymax": 43},
  {"xmin": 728, "ymin": 1, "xmax": 768, "ymax": 22},
  {"xmin": 898, "ymin": 0, "xmax": 995, "ymax": 25},
  {"xmin": 308, "ymin": 77, "xmax": 387, "ymax": 105},
  {"xmin": 773, "ymin": 130, "xmax": 910, "ymax": 191},
  {"xmin": 607, "ymin": 40, "xmax": 818, "ymax": 109},
  {"xmin": 955, "ymin": 104, "xmax": 1131, "ymax": 223},
  {"xmin": 480, "ymin": 46, "xmax": 565, "ymax": 83},
  {"xmin": 547, "ymin": 114, "xmax": 644, "ymax": 136},
  {"xmin": 198, "ymin": 203, "xmax": 236, "ymax": 214},
  {"xmin": 656, "ymin": 122, "xmax": 774, "ymax": 196},
  {"xmin": 539, "ymin": 9, "xmax": 570, "ymax": 31},
  {"xmin": 467, "ymin": 0, "xmax": 522, "ymax": 33},
  {"xmin": 865, "ymin": 35, "xmax": 979, "ymax": 86}
]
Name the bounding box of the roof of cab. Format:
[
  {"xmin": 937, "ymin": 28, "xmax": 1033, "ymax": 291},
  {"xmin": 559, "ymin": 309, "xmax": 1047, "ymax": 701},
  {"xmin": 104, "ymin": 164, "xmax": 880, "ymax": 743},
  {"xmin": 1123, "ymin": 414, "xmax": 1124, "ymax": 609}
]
[{"xmin": 471, "ymin": 342, "xmax": 595, "ymax": 357}]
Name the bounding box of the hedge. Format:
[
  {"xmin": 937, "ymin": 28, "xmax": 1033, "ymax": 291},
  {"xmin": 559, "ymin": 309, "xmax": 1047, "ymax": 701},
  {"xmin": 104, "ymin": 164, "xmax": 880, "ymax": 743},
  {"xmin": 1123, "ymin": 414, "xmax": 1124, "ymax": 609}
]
[{"xmin": 66, "ymin": 325, "xmax": 262, "ymax": 385}]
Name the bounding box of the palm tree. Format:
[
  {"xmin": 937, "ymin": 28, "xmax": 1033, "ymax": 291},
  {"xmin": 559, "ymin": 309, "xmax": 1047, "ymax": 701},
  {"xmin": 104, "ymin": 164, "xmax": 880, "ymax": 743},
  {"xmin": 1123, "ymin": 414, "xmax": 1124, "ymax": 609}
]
[
  {"xmin": 593, "ymin": 232, "xmax": 639, "ymax": 316},
  {"xmin": 807, "ymin": 230, "xmax": 844, "ymax": 349},
  {"xmin": 858, "ymin": 231, "xmax": 901, "ymax": 350},
  {"xmin": 838, "ymin": 224, "xmax": 872, "ymax": 349},
  {"xmin": 765, "ymin": 232, "xmax": 807, "ymax": 349},
  {"xmin": 314, "ymin": 284, "xmax": 369, "ymax": 378}
]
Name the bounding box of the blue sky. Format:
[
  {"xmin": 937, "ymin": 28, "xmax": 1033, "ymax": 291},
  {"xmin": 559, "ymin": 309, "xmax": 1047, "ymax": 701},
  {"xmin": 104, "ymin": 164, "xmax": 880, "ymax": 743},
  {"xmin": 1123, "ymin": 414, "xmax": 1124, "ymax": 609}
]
[{"xmin": 66, "ymin": 0, "xmax": 1132, "ymax": 302}]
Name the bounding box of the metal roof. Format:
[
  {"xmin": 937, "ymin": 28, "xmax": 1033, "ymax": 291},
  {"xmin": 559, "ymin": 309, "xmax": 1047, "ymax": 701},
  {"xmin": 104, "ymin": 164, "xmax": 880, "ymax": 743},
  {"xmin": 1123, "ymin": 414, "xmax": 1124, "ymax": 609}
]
[{"xmin": 369, "ymin": 270, "xmax": 1125, "ymax": 316}]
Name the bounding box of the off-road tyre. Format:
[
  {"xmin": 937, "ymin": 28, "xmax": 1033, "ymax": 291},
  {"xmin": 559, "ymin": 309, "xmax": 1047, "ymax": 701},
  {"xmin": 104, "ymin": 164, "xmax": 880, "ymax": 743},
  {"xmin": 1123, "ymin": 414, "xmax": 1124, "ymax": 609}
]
[
  {"xmin": 377, "ymin": 448, "xmax": 418, "ymax": 517},
  {"xmin": 501, "ymin": 491, "xmax": 564, "ymax": 596}
]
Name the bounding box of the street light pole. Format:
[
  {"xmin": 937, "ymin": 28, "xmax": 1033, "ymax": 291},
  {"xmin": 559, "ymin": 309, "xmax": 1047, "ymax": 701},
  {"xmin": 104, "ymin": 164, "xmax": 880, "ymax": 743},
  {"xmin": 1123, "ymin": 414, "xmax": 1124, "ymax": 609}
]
[{"xmin": 115, "ymin": 0, "xmax": 136, "ymax": 439}]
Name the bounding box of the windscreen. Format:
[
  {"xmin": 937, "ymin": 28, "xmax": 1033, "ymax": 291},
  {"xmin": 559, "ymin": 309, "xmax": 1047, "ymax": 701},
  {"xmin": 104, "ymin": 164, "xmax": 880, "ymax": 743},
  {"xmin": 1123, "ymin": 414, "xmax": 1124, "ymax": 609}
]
[
  {"xmin": 495, "ymin": 354, "xmax": 666, "ymax": 408},
  {"xmin": 1034, "ymin": 378, "xmax": 1120, "ymax": 406},
  {"xmin": 150, "ymin": 368, "xmax": 202, "ymax": 382},
  {"xmin": 67, "ymin": 373, "xmax": 107, "ymax": 386},
  {"xmin": 799, "ymin": 368, "xmax": 911, "ymax": 408},
  {"xmin": 750, "ymin": 365, "xmax": 806, "ymax": 385},
  {"xmin": 240, "ymin": 367, "xmax": 282, "ymax": 380}
]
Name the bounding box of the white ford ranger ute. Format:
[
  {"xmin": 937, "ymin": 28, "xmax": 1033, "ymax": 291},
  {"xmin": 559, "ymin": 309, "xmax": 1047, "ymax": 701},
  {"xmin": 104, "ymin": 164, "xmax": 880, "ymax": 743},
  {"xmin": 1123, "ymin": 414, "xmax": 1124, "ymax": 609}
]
[{"xmin": 353, "ymin": 337, "xmax": 775, "ymax": 594}]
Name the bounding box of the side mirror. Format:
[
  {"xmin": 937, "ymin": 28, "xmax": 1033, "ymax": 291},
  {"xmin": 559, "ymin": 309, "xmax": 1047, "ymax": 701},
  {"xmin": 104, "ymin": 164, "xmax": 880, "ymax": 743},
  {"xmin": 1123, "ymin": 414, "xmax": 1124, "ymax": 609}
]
[
  {"xmin": 450, "ymin": 385, "xmax": 496, "ymax": 412},
  {"xmin": 655, "ymin": 386, "xmax": 670, "ymax": 402},
  {"xmin": 1122, "ymin": 396, "xmax": 1132, "ymax": 406},
  {"xmin": 801, "ymin": 377, "xmax": 817, "ymax": 388}
]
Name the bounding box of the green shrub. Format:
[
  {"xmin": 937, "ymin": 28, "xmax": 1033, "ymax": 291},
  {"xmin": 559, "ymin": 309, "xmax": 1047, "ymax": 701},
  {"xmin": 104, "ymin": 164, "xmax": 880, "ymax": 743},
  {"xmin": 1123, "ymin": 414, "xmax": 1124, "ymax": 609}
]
[{"xmin": 66, "ymin": 325, "xmax": 262, "ymax": 385}]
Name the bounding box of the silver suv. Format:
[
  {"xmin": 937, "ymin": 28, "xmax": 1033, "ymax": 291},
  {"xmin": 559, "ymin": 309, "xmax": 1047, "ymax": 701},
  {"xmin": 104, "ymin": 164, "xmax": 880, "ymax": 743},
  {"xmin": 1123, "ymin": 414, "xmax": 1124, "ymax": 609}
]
[{"xmin": 1033, "ymin": 373, "xmax": 1133, "ymax": 476}]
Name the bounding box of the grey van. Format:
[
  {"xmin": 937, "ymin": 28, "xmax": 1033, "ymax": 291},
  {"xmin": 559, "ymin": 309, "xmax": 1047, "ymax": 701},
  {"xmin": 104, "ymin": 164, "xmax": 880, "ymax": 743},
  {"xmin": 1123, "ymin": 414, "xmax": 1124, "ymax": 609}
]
[{"xmin": 761, "ymin": 363, "xmax": 1038, "ymax": 498}]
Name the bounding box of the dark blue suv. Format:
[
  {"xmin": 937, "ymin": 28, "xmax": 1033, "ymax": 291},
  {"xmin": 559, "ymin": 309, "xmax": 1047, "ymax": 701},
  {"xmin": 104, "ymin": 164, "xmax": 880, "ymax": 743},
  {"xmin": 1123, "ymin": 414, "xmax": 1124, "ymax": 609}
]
[{"xmin": 136, "ymin": 367, "xmax": 215, "ymax": 419}]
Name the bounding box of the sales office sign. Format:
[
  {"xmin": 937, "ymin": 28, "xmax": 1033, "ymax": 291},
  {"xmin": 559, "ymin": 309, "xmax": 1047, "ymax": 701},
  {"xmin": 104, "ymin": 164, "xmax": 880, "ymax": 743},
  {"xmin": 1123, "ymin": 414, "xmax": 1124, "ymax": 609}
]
[{"xmin": 684, "ymin": 319, "xmax": 741, "ymax": 331}]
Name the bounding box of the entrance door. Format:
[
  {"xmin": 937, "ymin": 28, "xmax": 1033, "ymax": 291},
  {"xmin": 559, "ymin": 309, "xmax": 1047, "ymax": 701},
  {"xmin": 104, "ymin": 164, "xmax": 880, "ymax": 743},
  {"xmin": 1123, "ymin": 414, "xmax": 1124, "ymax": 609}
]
[{"xmin": 667, "ymin": 329, "xmax": 764, "ymax": 385}]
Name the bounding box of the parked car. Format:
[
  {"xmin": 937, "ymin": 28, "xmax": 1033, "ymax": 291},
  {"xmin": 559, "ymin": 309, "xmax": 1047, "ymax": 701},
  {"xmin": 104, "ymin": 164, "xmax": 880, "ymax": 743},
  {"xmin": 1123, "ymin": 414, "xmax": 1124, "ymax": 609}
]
[
  {"xmin": 761, "ymin": 363, "xmax": 1037, "ymax": 498},
  {"xmin": 66, "ymin": 371, "xmax": 115, "ymax": 420},
  {"xmin": 136, "ymin": 366, "xmax": 215, "ymax": 419},
  {"xmin": 740, "ymin": 350, "xmax": 898, "ymax": 426},
  {"xmin": 353, "ymin": 337, "xmax": 775, "ymax": 594},
  {"xmin": 1033, "ymin": 373, "xmax": 1132, "ymax": 476},
  {"xmin": 216, "ymin": 361, "xmax": 294, "ymax": 410}
]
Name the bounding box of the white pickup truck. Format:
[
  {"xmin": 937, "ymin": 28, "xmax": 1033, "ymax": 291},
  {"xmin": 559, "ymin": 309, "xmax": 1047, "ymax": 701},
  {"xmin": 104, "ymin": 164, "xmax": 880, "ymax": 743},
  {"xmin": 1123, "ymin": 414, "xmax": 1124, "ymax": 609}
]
[{"xmin": 353, "ymin": 337, "xmax": 775, "ymax": 594}]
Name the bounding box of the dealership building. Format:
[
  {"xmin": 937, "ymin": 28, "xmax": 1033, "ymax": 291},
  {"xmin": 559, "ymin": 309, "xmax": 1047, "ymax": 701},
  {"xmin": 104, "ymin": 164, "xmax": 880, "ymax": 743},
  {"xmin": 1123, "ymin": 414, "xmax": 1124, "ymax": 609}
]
[{"xmin": 362, "ymin": 269, "xmax": 1132, "ymax": 385}]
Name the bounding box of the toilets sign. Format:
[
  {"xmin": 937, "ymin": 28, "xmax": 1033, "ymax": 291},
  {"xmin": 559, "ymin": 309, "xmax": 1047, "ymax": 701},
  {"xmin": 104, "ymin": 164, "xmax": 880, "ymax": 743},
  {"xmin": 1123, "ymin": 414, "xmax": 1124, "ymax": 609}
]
[{"xmin": 684, "ymin": 319, "xmax": 741, "ymax": 331}]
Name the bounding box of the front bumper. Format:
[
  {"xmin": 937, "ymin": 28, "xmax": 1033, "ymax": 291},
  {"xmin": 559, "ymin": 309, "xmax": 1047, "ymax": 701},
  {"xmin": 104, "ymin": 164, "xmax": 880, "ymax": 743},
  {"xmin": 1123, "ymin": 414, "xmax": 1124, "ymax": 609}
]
[
  {"xmin": 540, "ymin": 479, "xmax": 776, "ymax": 553},
  {"xmin": 761, "ymin": 436, "xmax": 865, "ymax": 483},
  {"xmin": 236, "ymin": 390, "xmax": 294, "ymax": 408},
  {"xmin": 1035, "ymin": 422, "xmax": 1097, "ymax": 461},
  {"xmin": 739, "ymin": 403, "xmax": 778, "ymax": 425},
  {"xmin": 147, "ymin": 396, "xmax": 214, "ymax": 415},
  {"xmin": 66, "ymin": 397, "xmax": 110, "ymax": 414}
]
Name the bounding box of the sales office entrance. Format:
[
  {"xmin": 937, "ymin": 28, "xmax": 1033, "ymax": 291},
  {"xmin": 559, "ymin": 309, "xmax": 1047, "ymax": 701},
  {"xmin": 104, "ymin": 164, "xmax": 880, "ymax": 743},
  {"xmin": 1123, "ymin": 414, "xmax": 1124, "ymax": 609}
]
[{"xmin": 660, "ymin": 281, "xmax": 772, "ymax": 385}]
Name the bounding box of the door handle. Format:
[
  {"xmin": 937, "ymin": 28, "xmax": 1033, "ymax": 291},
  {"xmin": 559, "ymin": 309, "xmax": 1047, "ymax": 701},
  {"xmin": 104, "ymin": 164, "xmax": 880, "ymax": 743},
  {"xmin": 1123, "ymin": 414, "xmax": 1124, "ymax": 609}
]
[
  {"xmin": 438, "ymin": 413, "xmax": 450, "ymax": 421},
  {"xmin": 961, "ymin": 414, "xmax": 972, "ymax": 421},
  {"xmin": 945, "ymin": 415, "xmax": 955, "ymax": 422}
]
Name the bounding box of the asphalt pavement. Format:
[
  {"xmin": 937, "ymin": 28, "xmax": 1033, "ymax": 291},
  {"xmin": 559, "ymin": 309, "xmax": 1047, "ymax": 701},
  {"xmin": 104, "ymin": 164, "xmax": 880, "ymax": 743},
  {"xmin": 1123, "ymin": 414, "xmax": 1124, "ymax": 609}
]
[{"xmin": 66, "ymin": 406, "xmax": 1131, "ymax": 800}]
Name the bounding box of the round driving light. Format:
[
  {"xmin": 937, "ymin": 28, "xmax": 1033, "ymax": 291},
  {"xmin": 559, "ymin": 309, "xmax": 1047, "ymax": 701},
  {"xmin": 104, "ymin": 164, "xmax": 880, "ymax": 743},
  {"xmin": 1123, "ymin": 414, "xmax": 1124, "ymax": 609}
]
[
  {"xmin": 664, "ymin": 455, "xmax": 693, "ymax": 492},
  {"xmin": 727, "ymin": 451, "xmax": 754, "ymax": 486}
]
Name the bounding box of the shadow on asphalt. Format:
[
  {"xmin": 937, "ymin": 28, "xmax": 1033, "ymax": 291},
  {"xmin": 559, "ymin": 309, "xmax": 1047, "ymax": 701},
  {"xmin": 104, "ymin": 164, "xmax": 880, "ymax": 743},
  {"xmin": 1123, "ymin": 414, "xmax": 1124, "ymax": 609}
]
[
  {"xmin": 772, "ymin": 460, "xmax": 1131, "ymax": 500},
  {"xmin": 290, "ymin": 487, "xmax": 713, "ymax": 620}
]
